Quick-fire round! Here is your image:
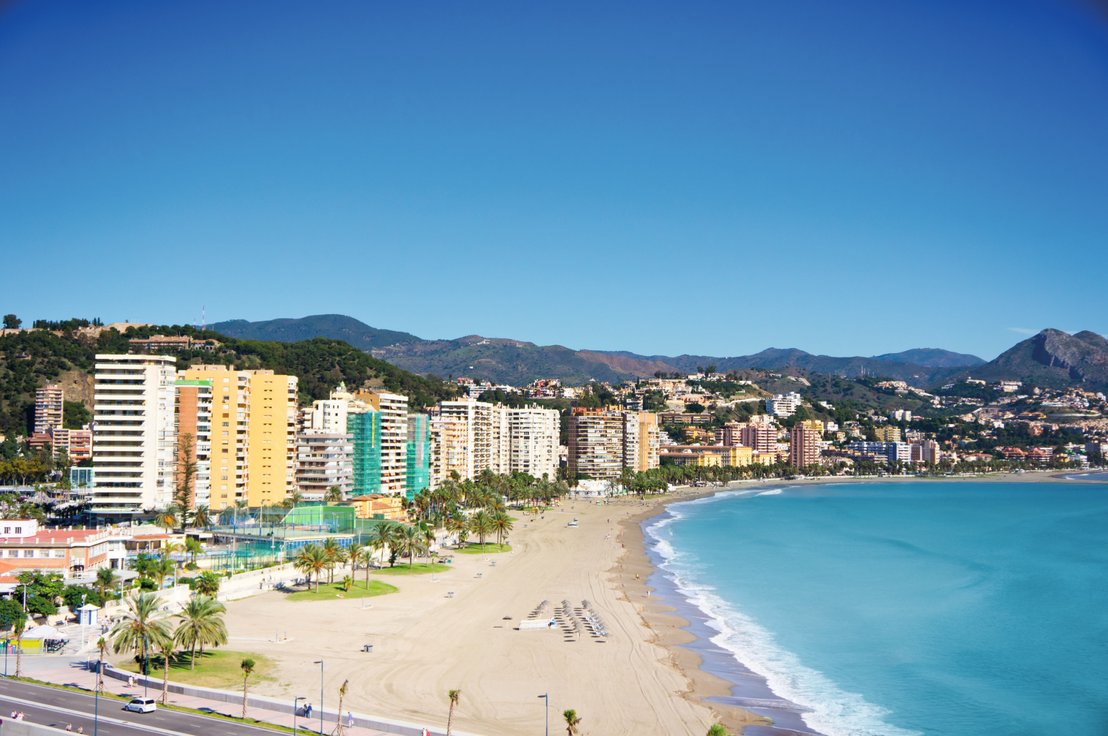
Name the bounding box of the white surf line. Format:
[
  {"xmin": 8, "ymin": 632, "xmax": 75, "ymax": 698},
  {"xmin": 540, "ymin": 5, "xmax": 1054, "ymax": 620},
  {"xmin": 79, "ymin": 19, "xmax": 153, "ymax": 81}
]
[{"xmin": 0, "ymin": 692, "xmax": 283, "ymax": 736}]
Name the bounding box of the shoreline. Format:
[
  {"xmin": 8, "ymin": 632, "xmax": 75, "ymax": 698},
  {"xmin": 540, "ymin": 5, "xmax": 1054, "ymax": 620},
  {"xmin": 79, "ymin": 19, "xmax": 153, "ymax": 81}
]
[{"xmin": 616, "ymin": 469, "xmax": 1093, "ymax": 735}]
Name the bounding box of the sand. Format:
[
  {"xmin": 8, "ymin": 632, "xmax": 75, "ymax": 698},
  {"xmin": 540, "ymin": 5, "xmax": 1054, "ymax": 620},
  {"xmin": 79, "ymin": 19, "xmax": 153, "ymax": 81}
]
[
  {"xmin": 220, "ymin": 471, "xmax": 1078, "ymax": 735},
  {"xmin": 221, "ymin": 491, "xmax": 741, "ymax": 736}
]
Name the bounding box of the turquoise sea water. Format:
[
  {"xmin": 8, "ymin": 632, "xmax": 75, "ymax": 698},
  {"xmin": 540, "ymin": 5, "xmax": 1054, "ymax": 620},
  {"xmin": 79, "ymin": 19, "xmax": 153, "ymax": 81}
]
[{"xmin": 646, "ymin": 481, "xmax": 1108, "ymax": 736}]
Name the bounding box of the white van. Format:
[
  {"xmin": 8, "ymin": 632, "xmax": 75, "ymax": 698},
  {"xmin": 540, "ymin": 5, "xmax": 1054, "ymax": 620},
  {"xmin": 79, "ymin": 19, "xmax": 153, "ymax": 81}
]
[{"xmin": 124, "ymin": 697, "xmax": 157, "ymax": 713}]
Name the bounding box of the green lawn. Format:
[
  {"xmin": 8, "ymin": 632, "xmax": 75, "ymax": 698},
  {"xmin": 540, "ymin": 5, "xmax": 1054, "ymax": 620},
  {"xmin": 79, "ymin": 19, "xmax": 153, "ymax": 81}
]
[
  {"xmin": 374, "ymin": 562, "xmax": 450, "ymax": 576},
  {"xmin": 457, "ymin": 543, "xmax": 511, "ymax": 554},
  {"xmin": 118, "ymin": 649, "xmax": 274, "ymax": 690},
  {"xmin": 285, "ymin": 579, "xmax": 397, "ymax": 601}
]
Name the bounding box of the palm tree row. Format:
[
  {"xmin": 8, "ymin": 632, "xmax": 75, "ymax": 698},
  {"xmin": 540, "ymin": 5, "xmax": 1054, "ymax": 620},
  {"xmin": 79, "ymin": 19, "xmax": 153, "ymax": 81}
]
[{"xmin": 109, "ymin": 591, "xmax": 228, "ymax": 703}]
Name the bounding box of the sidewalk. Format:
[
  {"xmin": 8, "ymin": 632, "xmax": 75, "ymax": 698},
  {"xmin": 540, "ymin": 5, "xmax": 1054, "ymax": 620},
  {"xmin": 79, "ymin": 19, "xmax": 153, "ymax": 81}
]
[{"xmin": 20, "ymin": 656, "xmax": 456, "ymax": 736}]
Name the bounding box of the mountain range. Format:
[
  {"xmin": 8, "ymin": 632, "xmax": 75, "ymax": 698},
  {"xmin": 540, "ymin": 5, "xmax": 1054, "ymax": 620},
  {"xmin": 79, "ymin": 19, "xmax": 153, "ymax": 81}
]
[
  {"xmin": 210, "ymin": 314, "xmax": 992, "ymax": 387},
  {"xmin": 210, "ymin": 315, "xmax": 1108, "ymax": 392}
]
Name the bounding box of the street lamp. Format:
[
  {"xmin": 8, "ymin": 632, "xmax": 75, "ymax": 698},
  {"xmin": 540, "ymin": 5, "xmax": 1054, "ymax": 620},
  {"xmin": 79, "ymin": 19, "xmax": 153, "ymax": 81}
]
[
  {"xmin": 537, "ymin": 693, "xmax": 548, "ymax": 736},
  {"xmin": 313, "ymin": 659, "xmax": 324, "ymax": 734},
  {"xmin": 293, "ymin": 696, "xmax": 306, "ymax": 736}
]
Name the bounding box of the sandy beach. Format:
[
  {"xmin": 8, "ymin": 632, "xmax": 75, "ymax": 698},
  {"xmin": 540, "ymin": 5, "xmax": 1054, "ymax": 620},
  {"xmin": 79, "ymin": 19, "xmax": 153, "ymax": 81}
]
[
  {"xmin": 207, "ymin": 471, "xmax": 1080, "ymax": 736},
  {"xmin": 217, "ymin": 490, "xmax": 746, "ymax": 736}
]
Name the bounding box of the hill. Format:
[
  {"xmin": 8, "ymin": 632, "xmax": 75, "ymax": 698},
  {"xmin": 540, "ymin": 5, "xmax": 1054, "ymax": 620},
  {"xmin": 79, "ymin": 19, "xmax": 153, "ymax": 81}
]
[
  {"xmin": 210, "ymin": 314, "xmax": 422, "ymax": 351},
  {"xmin": 0, "ymin": 324, "xmax": 458, "ymax": 439},
  {"xmin": 871, "ymin": 348, "xmax": 984, "ymax": 369},
  {"xmin": 950, "ymin": 328, "xmax": 1108, "ymax": 392}
]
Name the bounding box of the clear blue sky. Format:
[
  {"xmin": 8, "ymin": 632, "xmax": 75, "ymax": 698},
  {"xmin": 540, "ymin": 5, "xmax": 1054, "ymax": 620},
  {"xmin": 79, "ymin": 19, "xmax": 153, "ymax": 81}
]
[{"xmin": 2, "ymin": 0, "xmax": 1106, "ymax": 360}]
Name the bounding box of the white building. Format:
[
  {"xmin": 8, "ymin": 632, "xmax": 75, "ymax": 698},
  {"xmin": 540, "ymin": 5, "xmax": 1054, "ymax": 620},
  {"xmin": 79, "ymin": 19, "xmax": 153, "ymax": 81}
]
[
  {"xmin": 91, "ymin": 354, "xmax": 178, "ymax": 517},
  {"xmin": 766, "ymin": 392, "xmax": 803, "ymax": 418},
  {"xmin": 296, "ymin": 432, "xmax": 354, "ymax": 500},
  {"xmin": 506, "ymin": 406, "xmax": 560, "ymax": 479}
]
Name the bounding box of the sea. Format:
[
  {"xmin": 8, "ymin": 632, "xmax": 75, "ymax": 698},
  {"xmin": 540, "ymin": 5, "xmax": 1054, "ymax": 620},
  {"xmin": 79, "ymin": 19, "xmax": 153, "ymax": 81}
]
[{"xmin": 644, "ymin": 478, "xmax": 1108, "ymax": 736}]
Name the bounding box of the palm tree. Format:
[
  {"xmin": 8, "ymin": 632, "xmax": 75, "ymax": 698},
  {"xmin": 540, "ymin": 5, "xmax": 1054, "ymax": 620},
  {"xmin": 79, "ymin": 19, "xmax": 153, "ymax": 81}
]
[
  {"xmin": 174, "ymin": 594, "xmax": 228, "ymax": 669},
  {"xmin": 95, "ymin": 567, "xmax": 118, "ymax": 600},
  {"xmin": 194, "ymin": 571, "xmax": 221, "ymax": 597},
  {"xmin": 492, "ymin": 511, "xmax": 513, "ymax": 547},
  {"xmin": 13, "ymin": 615, "xmax": 26, "ymax": 678},
  {"xmin": 446, "ymin": 689, "xmax": 461, "ymax": 736},
  {"xmin": 347, "ymin": 542, "xmax": 365, "ymax": 576},
  {"xmin": 154, "ymin": 507, "xmax": 178, "ymax": 531},
  {"xmin": 366, "ymin": 521, "xmax": 398, "ymax": 567},
  {"xmin": 155, "ymin": 628, "xmax": 176, "ymax": 704},
  {"xmin": 321, "ymin": 538, "xmax": 345, "ymax": 584},
  {"xmin": 325, "ymin": 485, "xmax": 345, "ymax": 503},
  {"xmin": 394, "ymin": 524, "xmax": 426, "ymax": 568},
  {"xmin": 96, "ymin": 636, "xmax": 107, "ymax": 692},
  {"xmin": 469, "ymin": 510, "xmax": 494, "ymax": 546},
  {"xmin": 563, "ymin": 708, "xmax": 582, "ymax": 736},
  {"xmin": 336, "ymin": 679, "xmax": 349, "ymax": 735},
  {"xmin": 240, "ymin": 657, "xmax": 255, "ymax": 719},
  {"xmin": 150, "ymin": 554, "xmax": 175, "ymax": 589},
  {"xmin": 110, "ymin": 593, "xmax": 171, "ymax": 681},
  {"xmin": 192, "ymin": 505, "xmax": 213, "ymax": 529},
  {"xmin": 184, "ymin": 537, "xmax": 203, "ymax": 565},
  {"xmin": 293, "ymin": 544, "xmax": 328, "ymax": 591}
]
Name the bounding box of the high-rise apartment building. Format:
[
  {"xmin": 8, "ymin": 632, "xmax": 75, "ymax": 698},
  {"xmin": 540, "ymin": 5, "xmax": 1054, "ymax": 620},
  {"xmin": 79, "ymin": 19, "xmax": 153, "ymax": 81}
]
[
  {"xmin": 406, "ymin": 413, "xmax": 431, "ymax": 499},
  {"xmin": 34, "ymin": 385, "xmax": 65, "ymax": 435},
  {"xmin": 766, "ymin": 392, "xmax": 803, "ymax": 418},
  {"xmin": 180, "ymin": 365, "xmax": 298, "ymax": 509},
  {"xmin": 506, "ymin": 406, "xmax": 560, "ymax": 479},
  {"xmin": 433, "ymin": 400, "xmax": 499, "ymax": 481},
  {"xmin": 296, "ymin": 433, "xmax": 353, "ymax": 500},
  {"xmin": 348, "ymin": 410, "xmax": 382, "ymax": 496},
  {"xmin": 789, "ymin": 423, "xmax": 822, "ymax": 469},
  {"xmin": 91, "ymin": 354, "xmax": 178, "ymax": 517},
  {"xmin": 353, "ymin": 391, "xmax": 409, "ymax": 496},
  {"xmin": 740, "ymin": 416, "xmax": 779, "ymax": 453},
  {"xmin": 567, "ymin": 408, "xmax": 661, "ymax": 481},
  {"xmin": 175, "ymin": 378, "xmax": 213, "ymax": 509}
]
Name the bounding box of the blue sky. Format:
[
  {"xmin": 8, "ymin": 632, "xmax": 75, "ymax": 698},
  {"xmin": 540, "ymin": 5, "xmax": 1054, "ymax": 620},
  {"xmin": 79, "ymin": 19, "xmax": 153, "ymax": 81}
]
[{"xmin": 2, "ymin": 1, "xmax": 1106, "ymax": 360}]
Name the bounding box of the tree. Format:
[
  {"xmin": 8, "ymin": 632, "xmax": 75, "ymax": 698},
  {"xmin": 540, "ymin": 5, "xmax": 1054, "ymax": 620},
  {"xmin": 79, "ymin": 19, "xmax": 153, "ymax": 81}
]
[
  {"xmin": 110, "ymin": 593, "xmax": 171, "ymax": 680},
  {"xmin": 95, "ymin": 567, "xmax": 118, "ymax": 600},
  {"xmin": 175, "ymin": 433, "xmax": 197, "ymax": 529},
  {"xmin": 194, "ymin": 571, "xmax": 221, "ymax": 597},
  {"xmin": 492, "ymin": 511, "xmax": 513, "ymax": 547},
  {"xmin": 563, "ymin": 708, "xmax": 582, "ymax": 736},
  {"xmin": 293, "ymin": 544, "xmax": 328, "ymax": 591},
  {"xmin": 184, "ymin": 537, "xmax": 203, "ymax": 566},
  {"xmin": 321, "ymin": 538, "xmax": 345, "ymax": 583},
  {"xmin": 96, "ymin": 636, "xmax": 108, "ymax": 692},
  {"xmin": 446, "ymin": 689, "xmax": 461, "ymax": 736},
  {"xmin": 706, "ymin": 724, "xmax": 731, "ymax": 736},
  {"xmin": 325, "ymin": 485, "xmax": 345, "ymax": 503},
  {"xmin": 174, "ymin": 594, "xmax": 227, "ymax": 669},
  {"xmin": 469, "ymin": 510, "xmax": 494, "ymax": 546},
  {"xmin": 2, "ymin": 314, "xmax": 20, "ymax": 330},
  {"xmin": 335, "ymin": 678, "xmax": 349, "ymax": 735},
  {"xmin": 240, "ymin": 657, "xmax": 256, "ymax": 718},
  {"xmin": 155, "ymin": 627, "xmax": 176, "ymax": 704},
  {"xmin": 192, "ymin": 505, "xmax": 213, "ymax": 529},
  {"xmin": 154, "ymin": 508, "xmax": 178, "ymax": 532},
  {"xmin": 14, "ymin": 614, "xmax": 26, "ymax": 677},
  {"xmin": 394, "ymin": 524, "xmax": 426, "ymax": 568}
]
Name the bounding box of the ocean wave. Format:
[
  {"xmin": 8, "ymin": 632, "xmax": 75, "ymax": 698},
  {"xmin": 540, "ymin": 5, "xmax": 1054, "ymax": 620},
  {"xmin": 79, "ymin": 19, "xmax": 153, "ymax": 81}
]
[
  {"xmin": 756, "ymin": 488, "xmax": 784, "ymax": 497},
  {"xmin": 646, "ymin": 518, "xmax": 921, "ymax": 736}
]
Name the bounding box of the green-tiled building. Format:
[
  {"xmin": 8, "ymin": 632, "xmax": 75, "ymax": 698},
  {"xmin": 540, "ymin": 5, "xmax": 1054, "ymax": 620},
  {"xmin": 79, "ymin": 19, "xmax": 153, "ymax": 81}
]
[{"xmin": 348, "ymin": 410, "xmax": 382, "ymax": 496}]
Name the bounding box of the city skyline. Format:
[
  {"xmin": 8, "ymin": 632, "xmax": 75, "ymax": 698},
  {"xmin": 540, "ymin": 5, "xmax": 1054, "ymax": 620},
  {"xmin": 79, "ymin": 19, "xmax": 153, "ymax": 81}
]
[{"xmin": 3, "ymin": 1, "xmax": 1106, "ymax": 360}]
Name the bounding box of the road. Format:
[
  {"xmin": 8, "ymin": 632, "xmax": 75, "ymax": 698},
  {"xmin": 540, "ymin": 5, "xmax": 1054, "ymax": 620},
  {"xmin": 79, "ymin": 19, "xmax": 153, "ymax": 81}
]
[{"xmin": 0, "ymin": 678, "xmax": 314, "ymax": 736}]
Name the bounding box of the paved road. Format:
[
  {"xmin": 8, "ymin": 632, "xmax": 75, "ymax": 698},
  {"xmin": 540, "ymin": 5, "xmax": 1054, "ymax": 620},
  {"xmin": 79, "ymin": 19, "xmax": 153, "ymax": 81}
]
[{"xmin": 0, "ymin": 678, "xmax": 318, "ymax": 736}]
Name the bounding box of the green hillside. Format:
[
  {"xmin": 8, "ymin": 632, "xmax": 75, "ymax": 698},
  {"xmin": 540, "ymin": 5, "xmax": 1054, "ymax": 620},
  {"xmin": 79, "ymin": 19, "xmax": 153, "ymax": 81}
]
[{"xmin": 0, "ymin": 324, "xmax": 459, "ymax": 439}]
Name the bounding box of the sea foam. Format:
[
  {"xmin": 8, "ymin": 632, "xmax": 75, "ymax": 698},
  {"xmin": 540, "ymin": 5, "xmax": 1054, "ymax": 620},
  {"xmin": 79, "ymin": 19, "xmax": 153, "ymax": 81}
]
[{"xmin": 646, "ymin": 498, "xmax": 922, "ymax": 736}]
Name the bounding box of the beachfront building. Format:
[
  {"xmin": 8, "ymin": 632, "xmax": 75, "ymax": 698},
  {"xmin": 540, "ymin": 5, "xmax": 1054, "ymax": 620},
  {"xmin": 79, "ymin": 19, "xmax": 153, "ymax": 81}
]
[
  {"xmin": 91, "ymin": 354, "xmax": 178, "ymax": 518},
  {"xmin": 505, "ymin": 406, "xmax": 560, "ymax": 479},
  {"xmin": 789, "ymin": 422, "xmax": 823, "ymax": 469},
  {"xmin": 175, "ymin": 378, "xmax": 213, "ymax": 509},
  {"xmin": 51, "ymin": 427, "xmax": 93, "ymax": 463},
  {"xmin": 180, "ymin": 365, "xmax": 299, "ymax": 509},
  {"xmin": 430, "ymin": 399, "xmax": 501, "ymax": 483},
  {"xmin": 567, "ymin": 408, "xmax": 659, "ymax": 481},
  {"xmin": 740, "ymin": 415, "xmax": 779, "ymax": 453},
  {"xmin": 406, "ymin": 413, "xmax": 431, "ymax": 499},
  {"xmin": 848, "ymin": 441, "xmax": 913, "ymax": 464},
  {"xmin": 296, "ymin": 432, "xmax": 354, "ymax": 500},
  {"xmin": 911, "ymin": 439, "xmax": 942, "ymax": 465},
  {"xmin": 355, "ymin": 391, "xmax": 409, "ymax": 495},
  {"xmin": 660, "ymin": 444, "xmax": 753, "ymax": 467}
]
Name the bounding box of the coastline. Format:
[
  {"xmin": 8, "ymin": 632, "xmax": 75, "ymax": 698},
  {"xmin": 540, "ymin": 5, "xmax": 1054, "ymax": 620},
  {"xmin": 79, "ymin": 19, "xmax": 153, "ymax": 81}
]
[{"xmin": 617, "ymin": 469, "xmax": 1089, "ymax": 735}]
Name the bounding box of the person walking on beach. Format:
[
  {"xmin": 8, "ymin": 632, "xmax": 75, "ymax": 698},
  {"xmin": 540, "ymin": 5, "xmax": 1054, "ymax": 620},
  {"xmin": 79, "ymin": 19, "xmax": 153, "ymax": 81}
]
[{"xmin": 346, "ymin": 710, "xmax": 355, "ymax": 728}]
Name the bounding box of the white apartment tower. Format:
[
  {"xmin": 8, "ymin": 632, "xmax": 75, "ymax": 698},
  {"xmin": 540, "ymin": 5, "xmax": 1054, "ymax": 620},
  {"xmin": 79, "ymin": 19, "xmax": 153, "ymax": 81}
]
[
  {"xmin": 92, "ymin": 354, "xmax": 178, "ymax": 517},
  {"xmin": 506, "ymin": 406, "xmax": 560, "ymax": 479}
]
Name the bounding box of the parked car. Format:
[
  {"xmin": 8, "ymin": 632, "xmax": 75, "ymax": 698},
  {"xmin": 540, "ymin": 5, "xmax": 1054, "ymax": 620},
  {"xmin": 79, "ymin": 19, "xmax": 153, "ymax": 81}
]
[{"xmin": 124, "ymin": 698, "xmax": 157, "ymax": 714}]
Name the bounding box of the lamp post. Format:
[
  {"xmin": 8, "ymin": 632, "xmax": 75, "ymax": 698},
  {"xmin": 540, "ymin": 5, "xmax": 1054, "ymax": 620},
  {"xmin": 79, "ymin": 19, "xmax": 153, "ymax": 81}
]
[
  {"xmin": 93, "ymin": 672, "xmax": 100, "ymax": 736},
  {"xmin": 313, "ymin": 659, "xmax": 323, "ymax": 734},
  {"xmin": 293, "ymin": 696, "xmax": 306, "ymax": 736},
  {"xmin": 537, "ymin": 693, "xmax": 548, "ymax": 736}
]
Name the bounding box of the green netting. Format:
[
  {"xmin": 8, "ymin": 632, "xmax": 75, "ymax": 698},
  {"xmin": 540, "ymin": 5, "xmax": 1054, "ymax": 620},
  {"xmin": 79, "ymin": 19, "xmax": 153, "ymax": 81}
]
[
  {"xmin": 405, "ymin": 413, "xmax": 431, "ymax": 501},
  {"xmin": 348, "ymin": 410, "xmax": 382, "ymax": 496}
]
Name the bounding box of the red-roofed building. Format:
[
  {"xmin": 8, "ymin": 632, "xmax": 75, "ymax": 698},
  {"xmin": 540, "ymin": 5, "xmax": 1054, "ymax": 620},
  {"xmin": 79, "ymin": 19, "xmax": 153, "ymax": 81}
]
[{"xmin": 0, "ymin": 519, "xmax": 115, "ymax": 576}]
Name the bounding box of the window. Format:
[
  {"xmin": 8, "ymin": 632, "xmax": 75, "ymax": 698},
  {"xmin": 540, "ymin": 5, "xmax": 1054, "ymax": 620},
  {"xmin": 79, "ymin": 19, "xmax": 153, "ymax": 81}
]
[{"xmin": 23, "ymin": 549, "xmax": 34, "ymax": 557}]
